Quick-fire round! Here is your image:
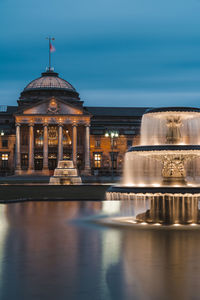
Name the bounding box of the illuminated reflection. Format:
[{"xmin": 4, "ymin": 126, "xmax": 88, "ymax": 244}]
[
  {"xmin": 0, "ymin": 201, "xmax": 200, "ymax": 299},
  {"xmin": 102, "ymin": 201, "xmax": 121, "ymax": 215},
  {"xmin": 0, "ymin": 205, "xmax": 9, "ymax": 291}
]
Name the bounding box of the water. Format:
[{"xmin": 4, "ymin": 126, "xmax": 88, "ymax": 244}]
[
  {"xmin": 121, "ymin": 108, "xmax": 200, "ymax": 187},
  {"xmin": 140, "ymin": 111, "xmax": 200, "ymax": 145},
  {"xmin": 0, "ymin": 200, "xmax": 200, "ymax": 300}
]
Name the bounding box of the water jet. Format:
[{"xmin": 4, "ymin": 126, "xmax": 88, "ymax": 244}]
[{"xmin": 107, "ymin": 107, "xmax": 200, "ymax": 225}]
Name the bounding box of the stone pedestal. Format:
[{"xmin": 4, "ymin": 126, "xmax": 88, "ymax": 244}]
[{"xmin": 49, "ymin": 160, "xmax": 82, "ymax": 185}]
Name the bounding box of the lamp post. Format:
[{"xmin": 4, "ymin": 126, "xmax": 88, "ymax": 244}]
[{"xmin": 105, "ymin": 130, "xmax": 119, "ymax": 180}]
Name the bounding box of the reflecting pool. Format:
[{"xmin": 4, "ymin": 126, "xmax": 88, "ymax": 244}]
[{"xmin": 0, "ymin": 201, "xmax": 200, "ymax": 300}]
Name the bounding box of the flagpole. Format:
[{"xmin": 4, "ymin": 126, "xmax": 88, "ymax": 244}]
[{"xmin": 46, "ymin": 36, "xmax": 55, "ymax": 71}]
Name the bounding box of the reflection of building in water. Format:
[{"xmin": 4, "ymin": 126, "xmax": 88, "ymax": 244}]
[
  {"xmin": 1, "ymin": 202, "xmax": 105, "ymax": 299},
  {"xmin": 0, "ymin": 206, "xmax": 9, "ymax": 293},
  {"xmin": 136, "ymin": 194, "xmax": 200, "ymax": 225},
  {"xmin": 2, "ymin": 202, "xmax": 200, "ymax": 299},
  {"xmin": 121, "ymin": 227, "xmax": 200, "ymax": 299}
]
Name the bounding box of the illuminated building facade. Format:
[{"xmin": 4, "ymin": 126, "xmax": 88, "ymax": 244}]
[{"xmin": 0, "ymin": 69, "xmax": 148, "ymax": 176}]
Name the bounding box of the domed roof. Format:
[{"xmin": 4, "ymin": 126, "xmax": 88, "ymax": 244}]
[{"xmin": 23, "ymin": 70, "xmax": 76, "ymax": 92}]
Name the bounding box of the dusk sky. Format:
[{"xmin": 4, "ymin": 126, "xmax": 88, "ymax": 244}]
[{"xmin": 1, "ymin": 0, "xmax": 200, "ymax": 107}]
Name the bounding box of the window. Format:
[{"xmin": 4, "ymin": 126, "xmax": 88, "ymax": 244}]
[
  {"xmin": 63, "ymin": 129, "xmax": 71, "ymax": 146},
  {"xmin": 35, "ymin": 129, "xmax": 43, "ymax": 147},
  {"xmin": 48, "ymin": 126, "xmax": 58, "ymax": 146},
  {"xmin": 127, "ymin": 140, "xmax": 132, "ymax": 148},
  {"xmin": 2, "ymin": 140, "xmax": 8, "ymax": 148},
  {"xmin": 1, "ymin": 154, "xmax": 8, "ymax": 168},
  {"xmin": 94, "ymin": 153, "xmax": 101, "ymax": 168},
  {"xmin": 2, "ymin": 154, "xmax": 8, "ymax": 160},
  {"xmin": 95, "ymin": 139, "xmax": 101, "ymax": 148},
  {"xmin": 21, "ymin": 154, "xmax": 28, "ymax": 169}
]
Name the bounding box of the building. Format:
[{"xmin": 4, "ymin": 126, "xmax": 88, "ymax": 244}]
[{"xmin": 0, "ymin": 69, "xmax": 149, "ymax": 176}]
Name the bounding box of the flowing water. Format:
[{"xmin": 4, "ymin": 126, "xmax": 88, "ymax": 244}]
[
  {"xmin": 121, "ymin": 109, "xmax": 200, "ymax": 187},
  {"xmin": 1, "ymin": 200, "xmax": 200, "ymax": 300}
]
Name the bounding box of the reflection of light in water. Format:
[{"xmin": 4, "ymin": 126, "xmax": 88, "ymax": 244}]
[
  {"xmin": 125, "ymin": 183, "xmax": 135, "ymax": 187},
  {"xmin": 101, "ymin": 229, "xmax": 121, "ymax": 299},
  {"xmin": 102, "ymin": 201, "xmax": 121, "ymax": 215},
  {"xmin": 0, "ymin": 205, "xmax": 9, "ymax": 289},
  {"xmin": 152, "ymin": 183, "xmax": 161, "ymax": 187}
]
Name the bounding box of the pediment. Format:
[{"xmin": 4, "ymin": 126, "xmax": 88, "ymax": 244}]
[{"xmin": 22, "ymin": 98, "xmax": 84, "ymax": 115}]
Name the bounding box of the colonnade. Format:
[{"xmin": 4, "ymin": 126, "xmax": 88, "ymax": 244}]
[{"xmin": 15, "ymin": 122, "xmax": 91, "ymax": 175}]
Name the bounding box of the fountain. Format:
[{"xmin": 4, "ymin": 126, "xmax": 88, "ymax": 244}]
[
  {"xmin": 49, "ymin": 160, "xmax": 82, "ymax": 185},
  {"xmin": 106, "ymin": 107, "xmax": 200, "ymax": 225}
]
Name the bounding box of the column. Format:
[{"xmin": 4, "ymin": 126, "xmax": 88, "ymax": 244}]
[
  {"xmin": 15, "ymin": 123, "xmax": 21, "ymax": 173},
  {"xmin": 28, "ymin": 123, "xmax": 34, "ymax": 172},
  {"xmin": 84, "ymin": 124, "xmax": 91, "ymax": 174},
  {"xmin": 72, "ymin": 123, "xmax": 77, "ymax": 166},
  {"xmin": 58, "ymin": 124, "xmax": 63, "ymax": 162},
  {"xmin": 43, "ymin": 123, "xmax": 49, "ymax": 172}
]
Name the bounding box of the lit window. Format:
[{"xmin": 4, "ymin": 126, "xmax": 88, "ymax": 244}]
[
  {"xmin": 2, "ymin": 154, "xmax": 8, "ymax": 160},
  {"xmin": 94, "ymin": 153, "xmax": 101, "ymax": 168}
]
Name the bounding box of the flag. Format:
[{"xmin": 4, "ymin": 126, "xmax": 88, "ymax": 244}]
[{"xmin": 50, "ymin": 42, "xmax": 55, "ymax": 52}]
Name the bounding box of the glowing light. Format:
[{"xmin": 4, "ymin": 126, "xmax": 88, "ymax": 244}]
[
  {"xmin": 155, "ymin": 223, "xmax": 161, "ymax": 226},
  {"xmin": 125, "ymin": 183, "xmax": 135, "ymax": 187},
  {"xmin": 1, "ymin": 131, "xmax": 4, "ymax": 136},
  {"xmin": 127, "ymin": 220, "xmax": 137, "ymax": 224},
  {"xmin": 102, "ymin": 201, "xmax": 121, "ymax": 214},
  {"xmin": 173, "ymin": 224, "xmax": 180, "ymax": 226},
  {"xmin": 141, "ymin": 222, "xmax": 147, "ymax": 225},
  {"xmin": 190, "ymin": 223, "xmax": 197, "ymax": 226}
]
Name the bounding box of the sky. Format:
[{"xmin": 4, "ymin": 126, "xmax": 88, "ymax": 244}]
[{"xmin": 1, "ymin": 0, "xmax": 200, "ymax": 107}]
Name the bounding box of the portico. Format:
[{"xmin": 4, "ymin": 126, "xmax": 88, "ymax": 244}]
[{"xmin": 15, "ymin": 98, "xmax": 91, "ymax": 175}]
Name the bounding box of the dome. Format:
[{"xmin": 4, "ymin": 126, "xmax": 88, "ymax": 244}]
[
  {"xmin": 19, "ymin": 69, "xmax": 81, "ymax": 106},
  {"xmin": 23, "ymin": 70, "xmax": 76, "ymax": 92}
]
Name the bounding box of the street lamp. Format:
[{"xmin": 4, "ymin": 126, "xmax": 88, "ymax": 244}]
[{"xmin": 105, "ymin": 130, "xmax": 119, "ymax": 180}]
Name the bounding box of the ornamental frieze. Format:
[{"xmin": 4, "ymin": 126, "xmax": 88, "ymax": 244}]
[{"xmin": 47, "ymin": 98, "xmax": 60, "ymax": 114}]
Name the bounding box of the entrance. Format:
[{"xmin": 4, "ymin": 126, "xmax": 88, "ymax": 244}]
[
  {"xmin": 34, "ymin": 153, "xmax": 43, "ymax": 170},
  {"xmin": 35, "ymin": 159, "xmax": 43, "ymax": 170},
  {"xmin": 48, "ymin": 153, "xmax": 57, "ymax": 172}
]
